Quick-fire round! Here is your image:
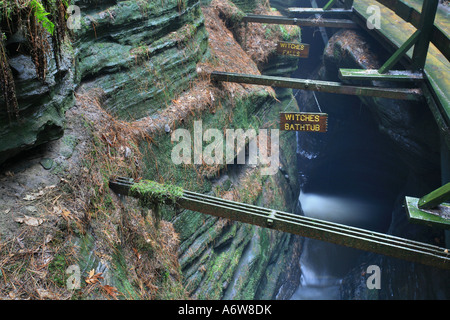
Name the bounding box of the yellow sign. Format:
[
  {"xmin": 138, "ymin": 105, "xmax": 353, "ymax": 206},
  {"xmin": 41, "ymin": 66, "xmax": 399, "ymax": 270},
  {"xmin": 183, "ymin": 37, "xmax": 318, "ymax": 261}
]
[
  {"xmin": 280, "ymin": 112, "xmax": 328, "ymax": 132},
  {"xmin": 277, "ymin": 42, "xmax": 310, "ymax": 58}
]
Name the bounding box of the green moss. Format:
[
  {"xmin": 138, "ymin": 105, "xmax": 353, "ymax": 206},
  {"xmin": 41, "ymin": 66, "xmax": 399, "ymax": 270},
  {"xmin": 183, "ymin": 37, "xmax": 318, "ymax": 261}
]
[
  {"xmin": 156, "ymin": 264, "xmax": 187, "ymax": 299},
  {"xmin": 75, "ymin": 0, "xmax": 209, "ymax": 120},
  {"xmin": 130, "ymin": 180, "xmax": 184, "ymax": 229},
  {"xmin": 175, "ymin": 211, "xmax": 210, "ymax": 243},
  {"xmin": 48, "ymin": 253, "xmax": 69, "ymax": 288},
  {"xmin": 198, "ymin": 241, "xmax": 246, "ymax": 299},
  {"xmin": 60, "ymin": 134, "xmax": 79, "ymax": 158},
  {"xmin": 279, "ymin": 24, "xmax": 301, "ymax": 42},
  {"xmin": 229, "ymin": 0, "xmax": 258, "ymax": 14},
  {"xmin": 130, "ymin": 180, "xmax": 184, "ymax": 206},
  {"xmin": 109, "ymin": 247, "xmax": 141, "ymax": 300}
]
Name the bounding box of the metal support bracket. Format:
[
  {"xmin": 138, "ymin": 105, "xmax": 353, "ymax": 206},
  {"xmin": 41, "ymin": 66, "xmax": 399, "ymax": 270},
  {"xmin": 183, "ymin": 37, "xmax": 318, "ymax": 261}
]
[
  {"xmin": 405, "ymin": 183, "xmax": 450, "ymax": 230},
  {"xmin": 405, "ymin": 196, "xmax": 450, "ymax": 230},
  {"xmin": 339, "ymin": 69, "xmax": 424, "ymax": 82},
  {"xmin": 418, "ymin": 182, "xmax": 450, "ymax": 209}
]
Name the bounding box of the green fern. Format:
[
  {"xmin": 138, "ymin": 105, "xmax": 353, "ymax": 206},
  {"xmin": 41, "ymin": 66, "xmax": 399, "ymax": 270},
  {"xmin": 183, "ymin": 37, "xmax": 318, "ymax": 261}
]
[{"xmin": 30, "ymin": 0, "xmax": 55, "ymax": 35}]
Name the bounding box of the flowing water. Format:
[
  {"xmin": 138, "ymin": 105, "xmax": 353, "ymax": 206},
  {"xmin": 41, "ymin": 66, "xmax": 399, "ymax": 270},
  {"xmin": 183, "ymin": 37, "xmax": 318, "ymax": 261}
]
[
  {"xmin": 289, "ymin": 92, "xmax": 407, "ymax": 299},
  {"xmin": 289, "ymin": 115, "xmax": 404, "ymax": 299},
  {"xmin": 290, "ymin": 192, "xmax": 393, "ymax": 300}
]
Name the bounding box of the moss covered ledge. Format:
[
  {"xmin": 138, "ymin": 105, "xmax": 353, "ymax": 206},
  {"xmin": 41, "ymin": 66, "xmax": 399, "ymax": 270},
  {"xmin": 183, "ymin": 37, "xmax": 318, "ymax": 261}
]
[
  {"xmin": 130, "ymin": 179, "xmax": 184, "ymax": 205},
  {"xmin": 129, "ymin": 180, "xmax": 184, "ymax": 229}
]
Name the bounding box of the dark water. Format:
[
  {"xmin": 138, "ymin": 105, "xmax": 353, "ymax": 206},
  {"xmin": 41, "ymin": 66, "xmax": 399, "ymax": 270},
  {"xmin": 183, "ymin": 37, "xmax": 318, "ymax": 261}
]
[
  {"xmin": 290, "ymin": 191, "xmax": 393, "ymax": 300},
  {"xmin": 289, "ymin": 91, "xmax": 407, "ymax": 299}
]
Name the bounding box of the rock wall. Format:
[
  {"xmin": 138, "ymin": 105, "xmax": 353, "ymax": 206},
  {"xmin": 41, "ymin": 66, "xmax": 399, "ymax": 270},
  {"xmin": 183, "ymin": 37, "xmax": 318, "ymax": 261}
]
[
  {"xmin": 0, "ymin": 0, "xmax": 210, "ymax": 167},
  {"xmin": 0, "ymin": 35, "xmax": 75, "ymax": 166},
  {"xmin": 73, "ymin": 0, "xmax": 209, "ymax": 120},
  {"xmin": 0, "ymin": 0, "xmax": 303, "ymax": 300},
  {"xmin": 137, "ymin": 0, "xmax": 303, "ymax": 299}
]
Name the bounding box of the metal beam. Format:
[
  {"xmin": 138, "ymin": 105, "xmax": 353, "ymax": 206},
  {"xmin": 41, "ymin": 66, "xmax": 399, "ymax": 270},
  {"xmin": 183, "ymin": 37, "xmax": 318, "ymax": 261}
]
[
  {"xmin": 109, "ymin": 178, "xmax": 450, "ymax": 270},
  {"xmin": 379, "ymin": 29, "xmax": 421, "ymax": 73},
  {"xmin": 210, "ymin": 71, "xmax": 423, "ymax": 101},
  {"xmin": 339, "ymin": 68, "xmax": 424, "ymax": 82},
  {"xmin": 418, "ymin": 182, "xmax": 450, "ymax": 209},
  {"xmin": 241, "ymin": 14, "xmax": 358, "ymax": 29},
  {"xmin": 340, "ymin": 29, "xmax": 422, "ymax": 80},
  {"xmin": 323, "ymin": 0, "xmax": 337, "ymax": 10},
  {"xmin": 351, "ymin": 2, "xmax": 450, "ymax": 158},
  {"xmin": 287, "ymin": 8, "xmax": 353, "ymax": 16},
  {"xmin": 411, "ymin": 0, "xmax": 439, "ymax": 71}
]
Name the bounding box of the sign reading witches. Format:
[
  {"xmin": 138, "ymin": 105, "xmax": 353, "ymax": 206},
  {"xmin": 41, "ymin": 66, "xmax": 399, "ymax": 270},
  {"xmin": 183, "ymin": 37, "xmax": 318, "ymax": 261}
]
[
  {"xmin": 280, "ymin": 112, "xmax": 328, "ymax": 132},
  {"xmin": 277, "ymin": 41, "xmax": 310, "ymax": 58}
]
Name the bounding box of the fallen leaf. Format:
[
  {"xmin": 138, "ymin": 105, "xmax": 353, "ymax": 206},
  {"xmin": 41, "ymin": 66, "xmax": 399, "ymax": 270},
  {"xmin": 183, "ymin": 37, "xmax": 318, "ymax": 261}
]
[
  {"xmin": 45, "ymin": 234, "xmax": 53, "ymax": 244},
  {"xmin": 61, "ymin": 209, "xmax": 71, "ymax": 219},
  {"xmin": 102, "ymin": 285, "xmax": 119, "ymax": 300},
  {"xmin": 132, "ymin": 248, "xmax": 141, "ymax": 260},
  {"xmin": 85, "ymin": 269, "xmax": 103, "ymax": 285},
  {"xmin": 23, "ymin": 195, "xmax": 36, "ymax": 201},
  {"xmin": 22, "ymin": 186, "xmax": 55, "ymax": 201},
  {"xmin": 37, "ymin": 288, "xmax": 57, "ymax": 299},
  {"xmin": 14, "ymin": 215, "xmax": 44, "ymax": 226}
]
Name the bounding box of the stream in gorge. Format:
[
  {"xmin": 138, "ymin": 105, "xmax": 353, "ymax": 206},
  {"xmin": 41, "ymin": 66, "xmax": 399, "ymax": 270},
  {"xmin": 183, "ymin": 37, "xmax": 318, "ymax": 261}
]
[
  {"xmin": 289, "ymin": 97, "xmax": 406, "ymax": 299},
  {"xmin": 286, "ymin": 47, "xmax": 409, "ymax": 298},
  {"xmin": 276, "ymin": 14, "xmax": 409, "ymax": 299}
]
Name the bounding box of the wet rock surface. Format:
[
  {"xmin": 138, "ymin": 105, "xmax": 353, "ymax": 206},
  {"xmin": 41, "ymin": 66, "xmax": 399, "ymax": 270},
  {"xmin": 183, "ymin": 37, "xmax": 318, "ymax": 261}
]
[
  {"xmin": 0, "ymin": 0, "xmax": 303, "ymax": 300},
  {"xmin": 73, "ymin": 0, "xmax": 209, "ymax": 120},
  {"xmin": 0, "ymin": 42, "xmax": 75, "ymax": 166}
]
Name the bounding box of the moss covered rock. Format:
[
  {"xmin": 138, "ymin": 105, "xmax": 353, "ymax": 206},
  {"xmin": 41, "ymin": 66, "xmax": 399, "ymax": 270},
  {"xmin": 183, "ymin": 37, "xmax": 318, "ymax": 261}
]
[
  {"xmin": 73, "ymin": 0, "xmax": 209, "ymax": 120},
  {"xmin": 0, "ymin": 42, "xmax": 75, "ymax": 165}
]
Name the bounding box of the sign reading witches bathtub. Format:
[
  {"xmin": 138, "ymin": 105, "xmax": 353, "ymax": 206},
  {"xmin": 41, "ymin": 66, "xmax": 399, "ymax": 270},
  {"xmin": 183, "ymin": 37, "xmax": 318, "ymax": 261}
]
[{"xmin": 280, "ymin": 112, "xmax": 328, "ymax": 133}]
